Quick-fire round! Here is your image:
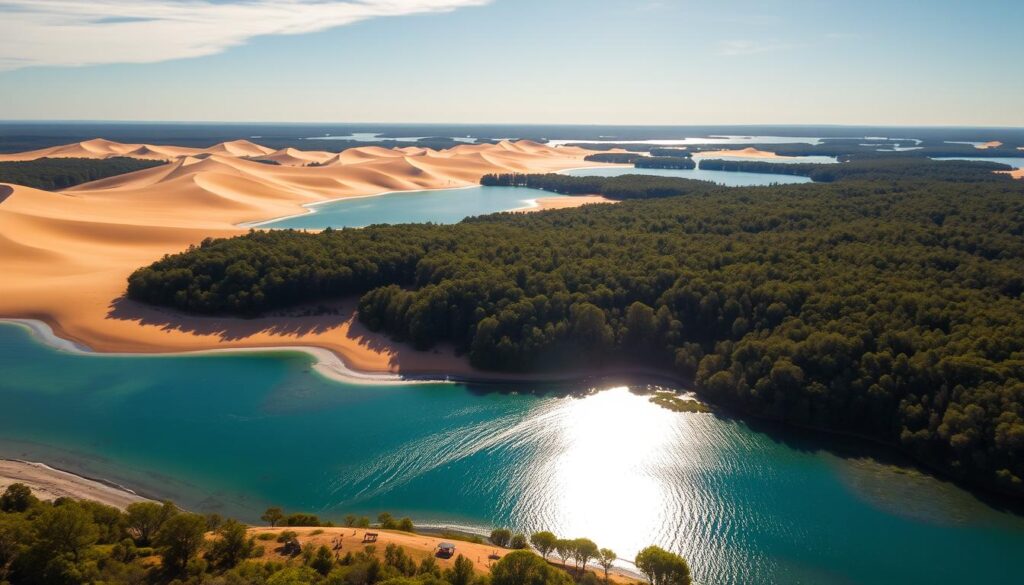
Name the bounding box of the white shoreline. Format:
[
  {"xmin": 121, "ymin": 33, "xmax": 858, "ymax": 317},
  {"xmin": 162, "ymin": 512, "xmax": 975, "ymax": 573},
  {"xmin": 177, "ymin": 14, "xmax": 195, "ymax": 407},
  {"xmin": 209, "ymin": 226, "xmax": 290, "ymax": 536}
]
[{"xmin": 0, "ymin": 318, "xmax": 437, "ymax": 387}]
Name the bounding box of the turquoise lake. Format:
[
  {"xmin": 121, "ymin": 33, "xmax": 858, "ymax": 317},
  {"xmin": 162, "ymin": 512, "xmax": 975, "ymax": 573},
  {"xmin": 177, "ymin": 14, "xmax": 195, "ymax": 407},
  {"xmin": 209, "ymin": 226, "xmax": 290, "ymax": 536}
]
[
  {"xmin": 262, "ymin": 169, "xmax": 812, "ymax": 229},
  {"xmin": 0, "ymin": 322, "xmax": 1021, "ymax": 585},
  {"xmin": 259, "ymin": 186, "xmax": 547, "ymax": 230}
]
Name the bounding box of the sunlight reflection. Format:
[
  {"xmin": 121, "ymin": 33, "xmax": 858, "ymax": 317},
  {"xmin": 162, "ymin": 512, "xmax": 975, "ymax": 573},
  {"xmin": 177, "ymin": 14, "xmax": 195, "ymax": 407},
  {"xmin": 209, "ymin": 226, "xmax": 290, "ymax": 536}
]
[{"xmin": 510, "ymin": 386, "xmax": 691, "ymax": 565}]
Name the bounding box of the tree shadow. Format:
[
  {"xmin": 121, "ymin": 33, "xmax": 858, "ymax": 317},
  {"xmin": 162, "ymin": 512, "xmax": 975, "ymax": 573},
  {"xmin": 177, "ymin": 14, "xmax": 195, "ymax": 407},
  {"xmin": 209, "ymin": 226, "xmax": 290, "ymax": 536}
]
[{"xmin": 106, "ymin": 296, "xmax": 351, "ymax": 341}]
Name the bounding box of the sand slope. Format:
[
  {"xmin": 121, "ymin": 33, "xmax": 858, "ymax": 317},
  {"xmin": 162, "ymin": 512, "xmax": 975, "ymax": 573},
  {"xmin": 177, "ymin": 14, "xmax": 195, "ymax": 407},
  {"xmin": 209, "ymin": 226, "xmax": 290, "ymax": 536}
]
[
  {"xmin": 695, "ymin": 147, "xmax": 785, "ymax": 159},
  {"xmin": 0, "ymin": 140, "xmax": 601, "ymax": 376}
]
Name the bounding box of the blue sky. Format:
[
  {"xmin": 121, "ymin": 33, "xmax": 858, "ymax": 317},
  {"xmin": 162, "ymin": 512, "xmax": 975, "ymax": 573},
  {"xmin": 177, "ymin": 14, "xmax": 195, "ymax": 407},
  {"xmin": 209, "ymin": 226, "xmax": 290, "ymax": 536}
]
[{"xmin": 0, "ymin": 0, "xmax": 1021, "ymax": 125}]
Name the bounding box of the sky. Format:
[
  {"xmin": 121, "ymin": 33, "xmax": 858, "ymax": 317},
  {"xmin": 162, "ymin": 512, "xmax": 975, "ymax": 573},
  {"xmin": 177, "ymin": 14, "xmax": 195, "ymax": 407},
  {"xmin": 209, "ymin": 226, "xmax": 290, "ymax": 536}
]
[{"xmin": 0, "ymin": 0, "xmax": 1021, "ymax": 126}]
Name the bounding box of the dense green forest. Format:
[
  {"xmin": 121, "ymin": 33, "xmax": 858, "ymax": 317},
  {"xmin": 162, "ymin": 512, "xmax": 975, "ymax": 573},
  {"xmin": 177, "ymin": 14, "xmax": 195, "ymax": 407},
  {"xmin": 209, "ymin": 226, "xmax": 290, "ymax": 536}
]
[
  {"xmin": 582, "ymin": 153, "xmax": 640, "ymax": 164},
  {"xmin": 480, "ymin": 173, "xmax": 715, "ymax": 199},
  {"xmin": 697, "ymin": 157, "xmax": 1013, "ymax": 183},
  {"xmin": 0, "ymin": 484, "xmax": 682, "ymax": 585},
  {"xmin": 635, "ymin": 157, "xmax": 696, "ymax": 170},
  {"xmin": 127, "ymin": 164, "xmax": 1024, "ymax": 496},
  {"xmin": 0, "ymin": 157, "xmax": 165, "ymax": 190}
]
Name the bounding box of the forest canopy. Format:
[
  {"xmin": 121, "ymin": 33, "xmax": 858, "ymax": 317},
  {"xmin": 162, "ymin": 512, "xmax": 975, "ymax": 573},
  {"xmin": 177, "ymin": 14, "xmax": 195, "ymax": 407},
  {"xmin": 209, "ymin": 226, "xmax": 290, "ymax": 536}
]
[
  {"xmin": 0, "ymin": 157, "xmax": 164, "ymax": 190},
  {"xmin": 127, "ymin": 164, "xmax": 1024, "ymax": 497}
]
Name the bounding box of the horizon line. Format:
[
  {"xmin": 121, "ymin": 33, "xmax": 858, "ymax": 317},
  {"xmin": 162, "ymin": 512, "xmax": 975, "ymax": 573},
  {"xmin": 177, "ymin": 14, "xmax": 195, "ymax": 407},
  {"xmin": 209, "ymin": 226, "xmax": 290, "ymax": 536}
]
[{"xmin": 1, "ymin": 119, "xmax": 1023, "ymax": 130}]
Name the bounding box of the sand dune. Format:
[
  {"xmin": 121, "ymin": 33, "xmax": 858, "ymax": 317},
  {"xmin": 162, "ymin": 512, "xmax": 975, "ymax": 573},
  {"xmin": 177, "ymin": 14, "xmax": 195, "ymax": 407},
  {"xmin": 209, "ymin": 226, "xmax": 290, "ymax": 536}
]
[
  {"xmin": 976, "ymin": 141, "xmax": 1003, "ymax": 149},
  {"xmin": 0, "ymin": 140, "xmax": 602, "ymax": 377},
  {"xmin": 695, "ymin": 147, "xmax": 784, "ymax": 159}
]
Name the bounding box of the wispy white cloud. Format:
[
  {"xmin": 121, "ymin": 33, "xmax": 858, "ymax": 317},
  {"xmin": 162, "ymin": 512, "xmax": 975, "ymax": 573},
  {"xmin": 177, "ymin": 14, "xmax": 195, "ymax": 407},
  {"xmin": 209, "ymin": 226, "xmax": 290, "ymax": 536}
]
[
  {"xmin": 716, "ymin": 39, "xmax": 794, "ymax": 57},
  {"xmin": 0, "ymin": 0, "xmax": 490, "ymax": 71}
]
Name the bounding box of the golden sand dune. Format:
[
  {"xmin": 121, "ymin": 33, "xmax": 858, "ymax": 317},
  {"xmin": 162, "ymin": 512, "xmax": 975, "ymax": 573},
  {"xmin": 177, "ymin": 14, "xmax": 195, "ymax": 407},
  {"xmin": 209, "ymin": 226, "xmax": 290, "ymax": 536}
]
[
  {"xmin": 0, "ymin": 138, "xmax": 277, "ymax": 162},
  {"xmin": 0, "ymin": 140, "xmax": 604, "ymax": 377},
  {"xmin": 976, "ymin": 141, "xmax": 1003, "ymax": 150},
  {"xmin": 695, "ymin": 147, "xmax": 783, "ymax": 159}
]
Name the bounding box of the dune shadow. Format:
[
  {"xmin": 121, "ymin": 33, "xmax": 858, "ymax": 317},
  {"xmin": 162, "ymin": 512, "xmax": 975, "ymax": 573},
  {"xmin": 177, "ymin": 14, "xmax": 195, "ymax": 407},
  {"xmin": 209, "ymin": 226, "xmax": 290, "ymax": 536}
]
[{"xmin": 0, "ymin": 185, "xmax": 13, "ymax": 205}]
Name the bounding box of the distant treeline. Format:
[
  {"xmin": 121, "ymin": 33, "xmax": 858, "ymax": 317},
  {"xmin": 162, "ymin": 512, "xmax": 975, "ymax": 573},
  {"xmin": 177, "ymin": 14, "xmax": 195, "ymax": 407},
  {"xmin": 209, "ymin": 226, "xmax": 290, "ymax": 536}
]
[
  {"xmin": 570, "ymin": 141, "xmax": 1024, "ymax": 160},
  {"xmin": 480, "ymin": 173, "xmax": 716, "ymax": 199},
  {"xmin": 635, "ymin": 156, "xmax": 696, "ymax": 170},
  {"xmin": 697, "ymin": 157, "xmax": 1014, "ymax": 183},
  {"xmin": 0, "ymin": 157, "xmax": 165, "ymax": 190},
  {"xmin": 583, "ymin": 153, "xmax": 640, "ymax": 164},
  {"xmin": 581, "ymin": 154, "xmax": 696, "ymax": 169}
]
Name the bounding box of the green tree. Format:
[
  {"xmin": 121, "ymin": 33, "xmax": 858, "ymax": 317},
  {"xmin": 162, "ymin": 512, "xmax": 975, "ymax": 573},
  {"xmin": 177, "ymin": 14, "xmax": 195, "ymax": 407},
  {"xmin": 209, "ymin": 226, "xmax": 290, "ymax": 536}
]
[
  {"xmin": 635, "ymin": 546, "xmax": 691, "ymax": 585},
  {"xmin": 571, "ymin": 538, "xmax": 598, "ymax": 573},
  {"xmin": 0, "ymin": 514, "xmax": 31, "ymax": 581},
  {"xmin": 597, "ymin": 548, "xmax": 617, "ymax": 582},
  {"xmin": 555, "ymin": 539, "xmax": 573, "ymax": 567},
  {"xmin": 311, "ymin": 544, "xmax": 334, "ymax": 576},
  {"xmin": 377, "ymin": 512, "xmax": 396, "ymax": 529},
  {"xmin": 530, "ymin": 531, "xmax": 557, "ymax": 560},
  {"xmin": 490, "ymin": 528, "xmax": 512, "ymax": 547},
  {"xmin": 208, "ymin": 519, "xmax": 253, "ymax": 569},
  {"xmin": 398, "ymin": 517, "xmax": 414, "ymax": 532},
  {"xmin": 267, "ymin": 565, "xmax": 321, "ymax": 585},
  {"xmin": 125, "ymin": 501, "xmax": 176, "ymax": 546},
  {"xmin": 155, "ymin": 512, "xmax": 207, "ymax": 577},
  {"xmin": 510, "ymin": 533, "xmax": 528, "ymax": 549},
  {"xmin": 491, "ymin": 550, "xmax": 573, "ymax": 585},
  {"xmin": 0, "ymin": 483, "xmax": 37, "ymax": 513},
  {"xmin": 444, "ymin": 553, "xmax": 475, "ymax": 585},
  {"xmin": 261, "ymin": 507, "xmax": 284, "ymax": 527},
  {"xmin": 33, "ymin": 502, "xmax": 99, "ymax": 562}
]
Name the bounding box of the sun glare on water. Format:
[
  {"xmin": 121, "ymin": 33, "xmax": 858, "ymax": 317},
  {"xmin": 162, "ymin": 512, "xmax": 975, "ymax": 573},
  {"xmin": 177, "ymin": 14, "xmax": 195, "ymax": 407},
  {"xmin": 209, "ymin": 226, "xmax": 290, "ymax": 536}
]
[{"xmin": 507, "ymin": 386, "xmax": 707, "ymax": 566}]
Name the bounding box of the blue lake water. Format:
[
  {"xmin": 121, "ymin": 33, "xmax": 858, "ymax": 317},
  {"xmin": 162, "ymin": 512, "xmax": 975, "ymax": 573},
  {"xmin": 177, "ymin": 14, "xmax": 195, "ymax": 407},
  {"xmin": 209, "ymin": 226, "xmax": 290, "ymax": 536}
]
[
  {"xmin": 0, "ymin": 322, "xmax": 1021, "ymax": 585},
  {"xmin": 259, "ymin": 186, "xmax": 547, "ymax": 230},
  {"xmin": 561, "ymin": 166, "xmax": 813, "ymax": 186}
]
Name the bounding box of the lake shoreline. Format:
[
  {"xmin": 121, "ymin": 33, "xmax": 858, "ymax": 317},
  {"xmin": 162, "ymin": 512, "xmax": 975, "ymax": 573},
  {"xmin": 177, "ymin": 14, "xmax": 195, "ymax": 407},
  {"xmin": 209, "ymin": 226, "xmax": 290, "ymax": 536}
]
[
  {"xmin": 0, "ymin": 458, "xmax": 153, "ymax": 510},
  {"xmin": 0, "ymin": 318, "xmax": 695, "ymax": 391},
  {"xmin": 6, "ymin": 316, "xmax": 1022, "ymax": 506}
]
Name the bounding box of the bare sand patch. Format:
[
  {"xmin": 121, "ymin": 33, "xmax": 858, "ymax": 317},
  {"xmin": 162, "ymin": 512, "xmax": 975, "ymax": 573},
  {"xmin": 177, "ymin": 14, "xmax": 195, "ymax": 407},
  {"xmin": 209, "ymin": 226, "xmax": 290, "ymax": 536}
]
[
  {"xmin": 514, "ymin": 195, "xmax": 617, "ymax": 212},
  {"xmin": 695, "ymin": 147, "xmax": 783, "ymax": 159}
]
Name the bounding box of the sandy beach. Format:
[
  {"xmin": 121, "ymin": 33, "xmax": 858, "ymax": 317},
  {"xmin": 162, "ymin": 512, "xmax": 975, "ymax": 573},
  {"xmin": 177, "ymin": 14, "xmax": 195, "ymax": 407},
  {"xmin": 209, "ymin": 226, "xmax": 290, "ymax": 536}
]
[
  {"xmin": 516, "ymin": 195, "xmax": 616, "ymax": 212},
  {"xmin": 0, "ymin": 459, "xmax": 152, "ymax": 509},
  {"xmin": 0, "ymin": 139, "xmax": 605, "ymax": 378},
  {"xmin": 976, "ymin": 141, "xmax": 1003, "ymax": 149}
]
